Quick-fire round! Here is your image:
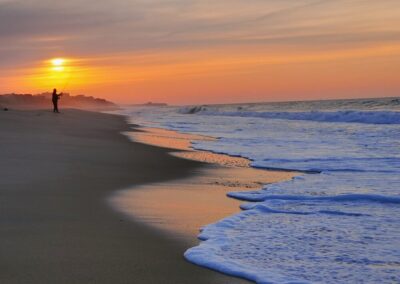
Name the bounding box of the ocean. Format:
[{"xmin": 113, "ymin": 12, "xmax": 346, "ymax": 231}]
[{"xmin": 119, "ymin": 97, "xmax": 400, "ymax": 283}]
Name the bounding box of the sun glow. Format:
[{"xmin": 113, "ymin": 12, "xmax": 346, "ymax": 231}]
[
  {"xmin": 21, "ymin": 56, "xmax": 98, "ymax": 93},
  {"xmin": 24, "ymin": 57, "xmax": 79, "ymax": 91},
  {"xmin": 50, "ymin": 58, "xmax": 66, "ymax": 72},
  {"xmin": 51, "ymin": 58, "xmax": 65, "ymax": 66}
]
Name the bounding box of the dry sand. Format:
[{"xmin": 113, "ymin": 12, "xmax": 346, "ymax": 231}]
[{"xmin": 0, "ymin": 109, "xmax": 249, "ymax": 283}]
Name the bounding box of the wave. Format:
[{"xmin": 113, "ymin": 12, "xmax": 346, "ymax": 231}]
[
  {"xmin": 185, "ymin": 194, "xmax": 400, "ymax": 283},
  {"xmin": 228, "ymin": 192, "xmax": 400, "ymax": 204},
  {"xmin": 123, "ymin": 102, "xmax": 400, "ymax": 283},
  {"xmin": 240, "ymin": 203, "xmax": 368, "ymax": 217},
  {"xmin": 179, "ymin": 108, "xmax": 400, "ymax": 124}
]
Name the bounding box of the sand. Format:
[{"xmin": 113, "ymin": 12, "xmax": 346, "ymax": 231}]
[
  {"xmin": 0, "ymin": 109, "xmax": 249, "ymax": 283},
  {"xmin": 112, "ymin": 127, "xmax": 296, "ymax": 244},
  {"xmin": 111, "ymin": 165, "xmax": 296, "ymax": 244}
]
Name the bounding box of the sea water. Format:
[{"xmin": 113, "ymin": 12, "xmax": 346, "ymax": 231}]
[{"xmin": 120, "ymin": 97, "xmax": 400, "ymax": 283}]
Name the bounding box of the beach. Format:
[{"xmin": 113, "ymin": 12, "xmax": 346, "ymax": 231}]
[
  {"xmin": 2, "ymin": 0, "xmax": 399, "ymax": 282},
  {"xmin": 3, "ymin": 101, "xmax": 398, "ymax": 284},
  {"xmin": 111, "ymin": 127, "xmax": 296, "ymax": 244},
  {"xmin": 0, "ymin": 109, "xmax": 251, "ymax": 283}
]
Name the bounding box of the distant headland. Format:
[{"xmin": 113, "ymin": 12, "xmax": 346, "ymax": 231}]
[{"xmin": 0, "ymin": 93, "xmax": 117, "ymax": 110}]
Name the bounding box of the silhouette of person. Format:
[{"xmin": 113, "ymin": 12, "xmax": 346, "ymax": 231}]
[{"xmin": 52, "ymin": 88, "xmax": 62, "ymax": 113}]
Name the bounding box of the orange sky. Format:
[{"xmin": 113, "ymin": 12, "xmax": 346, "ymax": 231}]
[{"xmin": 0, "ymin": 0, "xmax": 400, "ymax": 104}]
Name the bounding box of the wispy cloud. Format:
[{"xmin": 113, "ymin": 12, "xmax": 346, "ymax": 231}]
[
  {"xmin": 1, "ymin": 0, "xmax": 400, "ymax": 102},
  {"xmin": 1, "ymin": 0, "xmax": 399, "ymax": 62}
]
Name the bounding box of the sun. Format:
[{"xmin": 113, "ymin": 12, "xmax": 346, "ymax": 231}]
[
  {"xmin": 50, "ymin": 58, "xmax": 67, "ymax": 72},
  {"xmin": 27, "ymin": 56, "xmax": 86, "ymax": 91},
  {"xmin": 51, "ymin": 58, "xmax": 65, "ymax": 66}
]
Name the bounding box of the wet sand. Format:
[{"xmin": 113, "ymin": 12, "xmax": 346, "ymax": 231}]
[
  {"xmin": 112, "ymin": 127, "xmax": 296, "ymax": 244},
  {"xmin": 111, "ymin": 166, "xmax": 295, "ymax": 245},
  {"xmin": 0, "ymin": 109, "xmax": 249, "ymax": 284}
]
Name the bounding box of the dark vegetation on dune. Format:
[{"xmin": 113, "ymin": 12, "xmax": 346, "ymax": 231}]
[{"xmin": 0, "ymin": 93, "xmax": 117, "ymax": 110}]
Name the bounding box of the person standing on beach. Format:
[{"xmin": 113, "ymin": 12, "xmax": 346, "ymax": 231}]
[{"xmin": 52, "ymin": 88, "xmax": 62, "ymax": 113}]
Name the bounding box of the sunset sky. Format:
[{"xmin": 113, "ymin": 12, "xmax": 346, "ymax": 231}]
[{"xmin": 1, "ymin": 0, "xmax": 400, "ymax": 104}]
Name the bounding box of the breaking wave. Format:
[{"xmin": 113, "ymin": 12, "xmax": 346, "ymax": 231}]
[{"xmin": 180, "ymin": 108, "xmax": 400, "ymax": 125}]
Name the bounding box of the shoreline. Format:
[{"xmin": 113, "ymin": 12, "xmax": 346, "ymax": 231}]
[
  {"xmin": 0, "ymin": 109, "xmax": 248, "ymax": 284},
  {"xmin": 110, "ymin": 124, "xmax": 297, "ymax": 279}
]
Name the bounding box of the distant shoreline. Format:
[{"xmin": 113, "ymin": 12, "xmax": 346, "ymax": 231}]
[{"xmin": 0, "ymin": 93, "xmax": 117, "ymax": 110}]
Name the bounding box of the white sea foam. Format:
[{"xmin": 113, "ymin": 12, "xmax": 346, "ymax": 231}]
[
  {"xmin": 185, "ymin": 200, "xmax": 400, "ymax": 283},
  {"xmin": 120, "ymin": 97, "xmax": 400, "ymax": 283}
]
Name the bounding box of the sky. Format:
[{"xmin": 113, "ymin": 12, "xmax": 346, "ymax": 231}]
[{"xmin": 0, "ymin": 0, "xmax": 399, "ymax": 104}]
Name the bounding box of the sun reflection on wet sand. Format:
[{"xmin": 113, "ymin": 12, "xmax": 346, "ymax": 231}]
[
  {"xmin": 124, "ymin": 127, "xmax": 214, "ymax": 151},
  {"xmin": 123, "ymin": 127, "xmax": 250, "ymax": 167},
  {"xmin": 112, "ymin": 127, "xmax": 297, "ymax": 244}
]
